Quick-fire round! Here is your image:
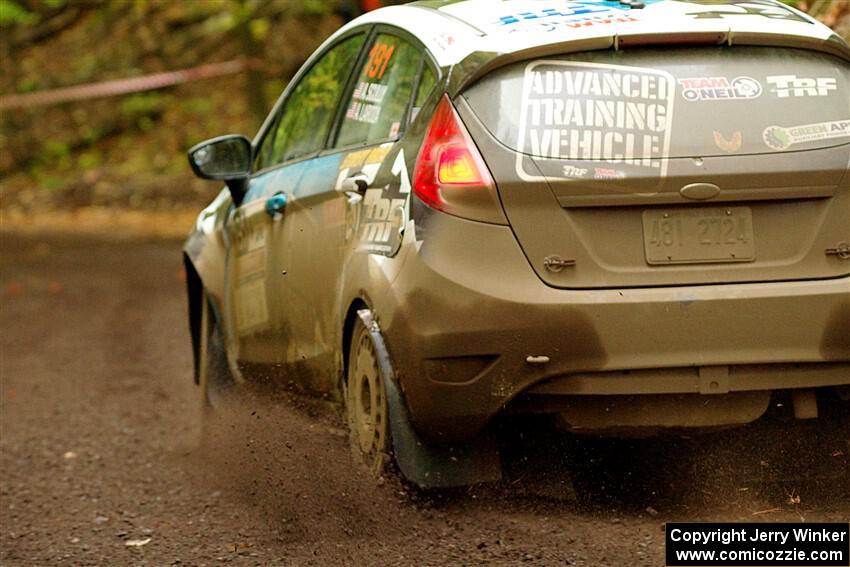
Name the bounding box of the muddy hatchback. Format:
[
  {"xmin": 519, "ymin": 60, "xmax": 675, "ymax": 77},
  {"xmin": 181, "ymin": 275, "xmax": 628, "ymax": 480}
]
[{"xmin": 185, "ymin": 0, "xmax": 850, "ymax": 487}]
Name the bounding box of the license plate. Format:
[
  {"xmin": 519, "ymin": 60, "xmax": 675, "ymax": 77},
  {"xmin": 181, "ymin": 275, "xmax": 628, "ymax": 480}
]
[{"xmin": 643, "ymin": 206, "xmax": 755, "ymax": 265}]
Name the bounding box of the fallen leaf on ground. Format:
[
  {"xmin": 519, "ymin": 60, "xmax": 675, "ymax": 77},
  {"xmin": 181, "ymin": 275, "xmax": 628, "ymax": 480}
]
[{"xmin": 751, "ymin": 508, "xmax": 781, "ymax": 516}]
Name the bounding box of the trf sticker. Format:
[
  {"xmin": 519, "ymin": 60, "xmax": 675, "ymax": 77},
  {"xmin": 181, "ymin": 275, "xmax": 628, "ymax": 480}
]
[{"xmin": 766, "ymin": 75, "xmax": 838, "ymax": 98}]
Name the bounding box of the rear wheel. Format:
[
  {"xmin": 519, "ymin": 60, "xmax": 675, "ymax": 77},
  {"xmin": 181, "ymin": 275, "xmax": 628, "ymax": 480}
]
[{"xmin": 345, "ymin": 318, "xmax": 390, "ymax": 475}]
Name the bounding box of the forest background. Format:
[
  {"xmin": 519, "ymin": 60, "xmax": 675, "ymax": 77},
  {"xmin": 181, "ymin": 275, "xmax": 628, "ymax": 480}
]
[{"xmin": 1, "ymin": 0, "xmax": 848, "ymax": 233}]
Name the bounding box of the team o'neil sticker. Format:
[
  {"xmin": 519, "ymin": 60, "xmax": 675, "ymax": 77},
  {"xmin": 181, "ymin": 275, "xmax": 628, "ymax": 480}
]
[{"xmin": 679, "ymin": 76, "xmax": 762, "ymax": 102}]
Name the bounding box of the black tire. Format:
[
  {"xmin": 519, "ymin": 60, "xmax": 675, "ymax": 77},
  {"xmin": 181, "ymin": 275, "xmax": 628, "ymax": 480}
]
[
  {"xmin": 345, "ymin": 318, "xmax": 391, "ymax": 475},
  {"xmin": 568, "ymin": 438, "xmax": 642, "ymax": 506},
  {"xmin": 199, "ymin": 292, "xmax": 235, "ymax": 413}
]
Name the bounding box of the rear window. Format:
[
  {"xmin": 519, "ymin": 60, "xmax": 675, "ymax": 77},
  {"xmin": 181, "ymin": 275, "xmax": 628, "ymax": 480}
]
[{"xmin": 464, "ymin": 46, "xmax": 850, "ymax": 178}]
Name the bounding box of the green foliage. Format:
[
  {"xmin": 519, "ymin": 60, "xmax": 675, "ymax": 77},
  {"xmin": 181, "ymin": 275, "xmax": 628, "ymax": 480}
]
[
  {"xmin": 249, "ymin": 17, "xmax": 268, "ymax": 40},
  {"xmin": 77, "ymin": 151, "xmax": 100, "ymax": 169},
  {"xmin": 200, "ymin": 10, "xmax": 236, "ymax": 35},
  {"xmin": 184, "ymin": 97, "xmax": 212, "ymax": 114},
  {"xmin": 15, "ymin": 76, "xmax": 41, "ymax": 93},
  {"xmin": 136, "ymin": 116, "xmax": 155, "ymax": 132},
  {"xmin": 0, "ymin": 0, "xmax": 36, "ymax": 26},
  {"xmin": 298, "ymin": 0, "xmax": 331, "ymax": 17},
  {"xmin": 73, "ymin": 53, "xmax": 100, "ymax": 82},
  {"xmin": 79, "ymin": 125, "xmax": 101, "ymax": 146},
  {"xmin": 40, "ymin": 174, "xmax": 67, "ymax": 191},
  {"xmin": 41, "ymin": 140, "xmax": 70, "ymax": 160},
  {"xmin": 265, "ymin": 34, "xmax": 364, "ymax": 166},
  {"xmin": 120, "ymin": 93, "xmax": 165, "ymax": 116}
]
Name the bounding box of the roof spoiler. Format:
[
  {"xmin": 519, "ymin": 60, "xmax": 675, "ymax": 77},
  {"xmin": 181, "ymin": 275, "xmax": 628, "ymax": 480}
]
[{"xmin": 448, "ymin": 30, "xmax": 850, "ymax": 96}]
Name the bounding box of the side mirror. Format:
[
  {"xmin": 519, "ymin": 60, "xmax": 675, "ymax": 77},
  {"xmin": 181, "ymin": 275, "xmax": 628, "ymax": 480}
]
[{"xmin": 187, "ymin": 135, "xmax": 252, "ymax": 205}]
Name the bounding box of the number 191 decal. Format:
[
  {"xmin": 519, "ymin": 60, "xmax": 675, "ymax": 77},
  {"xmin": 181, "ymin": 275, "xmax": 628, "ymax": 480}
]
[{"xmin": 366, "ymin": 42, "xmax": 395, "ymax": 80}]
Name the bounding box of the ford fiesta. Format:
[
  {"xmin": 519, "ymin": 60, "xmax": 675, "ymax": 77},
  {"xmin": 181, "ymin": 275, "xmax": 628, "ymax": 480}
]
[{"xmin": 184, "ymin": 0, "xmax": 850, "ymax": 487}]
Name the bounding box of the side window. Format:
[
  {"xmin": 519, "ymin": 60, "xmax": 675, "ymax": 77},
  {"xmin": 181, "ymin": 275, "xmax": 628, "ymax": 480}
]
[
  {"xmin": 409, "ymin": 63, "xmax": 437, "ymax": 125},
  {"xmin": 255, "ymin": 33, "xmax": 365, "ymax": 171},
  {"xmin": 334, "ymin": 33, "xmax": 422, "ymax": 148}
]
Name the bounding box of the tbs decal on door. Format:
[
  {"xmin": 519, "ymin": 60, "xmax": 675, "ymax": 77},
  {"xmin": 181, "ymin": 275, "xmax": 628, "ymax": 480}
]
[
  {"xmin": 337, "ymin": 144, "xmax": 411, "ymax": 256},
  {"xmin": 359, "ymin": 149, "xmax": 411, "ymax": 255},
  {"xmin": 516, "ymin": 61, "xmax": 675, "ymax": 189}
]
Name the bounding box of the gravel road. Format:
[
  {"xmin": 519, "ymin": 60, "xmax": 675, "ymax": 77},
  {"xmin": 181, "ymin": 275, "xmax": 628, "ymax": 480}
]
[{"xmin": 1, "ymin": 232, "xmax": 847, "ymax": 566}]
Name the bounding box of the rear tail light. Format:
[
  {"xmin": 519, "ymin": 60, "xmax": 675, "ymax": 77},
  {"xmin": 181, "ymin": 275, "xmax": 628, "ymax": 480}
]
[
  {"xmin": 413, "ymin": 94, "xmax": 506, "ymax": 224},
  {"xmin": 437, "ymin": 146, "xmax": 483, "ymax": 185}
]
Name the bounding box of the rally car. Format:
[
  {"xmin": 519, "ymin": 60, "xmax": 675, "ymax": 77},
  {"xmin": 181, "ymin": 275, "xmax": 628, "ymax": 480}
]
[{"xmin": 184, "ymin": 0, "xmax": 850, "ymax": 487}]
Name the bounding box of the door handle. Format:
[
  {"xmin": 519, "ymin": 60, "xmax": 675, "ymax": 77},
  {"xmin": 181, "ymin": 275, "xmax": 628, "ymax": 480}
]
[
  {"xmin": 265, "ymin": 192, "xmax": 287, "ymax": 219},
  {"xmin": 341, "ymin": 173, "xmax": 369, "ymax": 193},
  {"xmin": 342, "ymin": 173, "xmax": 369, "ymax": 205}
]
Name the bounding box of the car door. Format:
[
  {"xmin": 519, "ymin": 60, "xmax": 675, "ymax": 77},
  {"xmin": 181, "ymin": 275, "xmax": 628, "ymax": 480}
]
[
  {"xmin": 282, "ymin": 28, "xmax": 431, "ymax": 393},
  {"xmin": 222, "ymin": 31, "xmax": 367, "ymax": 376}
]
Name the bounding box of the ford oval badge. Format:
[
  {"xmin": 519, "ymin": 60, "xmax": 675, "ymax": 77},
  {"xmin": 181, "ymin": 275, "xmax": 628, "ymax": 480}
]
[{"xmin": 680, "ymin": 183, "xmax": 721, "ymax": 201}]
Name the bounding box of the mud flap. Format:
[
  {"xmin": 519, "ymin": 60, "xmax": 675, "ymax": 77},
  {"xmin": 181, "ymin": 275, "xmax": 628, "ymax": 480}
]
[{"xmin": 357, "ymin": 309, "xmax": 502, "ymax": 488}]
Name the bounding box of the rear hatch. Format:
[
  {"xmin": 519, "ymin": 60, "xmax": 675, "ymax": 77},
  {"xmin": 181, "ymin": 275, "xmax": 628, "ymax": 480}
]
[{"xmin": 461, "ymin": 46, "xmax": 850, "ymax": 288}]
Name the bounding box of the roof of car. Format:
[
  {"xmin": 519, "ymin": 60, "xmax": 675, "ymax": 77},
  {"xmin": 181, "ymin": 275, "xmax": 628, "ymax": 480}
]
[{"xmin": 331, "ymin": 0, "xmax": 850, "ymax": 69}]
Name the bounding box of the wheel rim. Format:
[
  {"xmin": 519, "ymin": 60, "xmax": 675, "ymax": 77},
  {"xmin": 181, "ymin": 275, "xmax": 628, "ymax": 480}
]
[{"xmin": 347, "ymin": 331, "xmax": 387, "ymax": 474}]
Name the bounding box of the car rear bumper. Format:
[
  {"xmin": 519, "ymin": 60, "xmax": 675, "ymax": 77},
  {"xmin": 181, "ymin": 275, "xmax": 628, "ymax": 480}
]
[{"xmin": 377, "ymin": 212, "xmax": 850, "ymax": 442}]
